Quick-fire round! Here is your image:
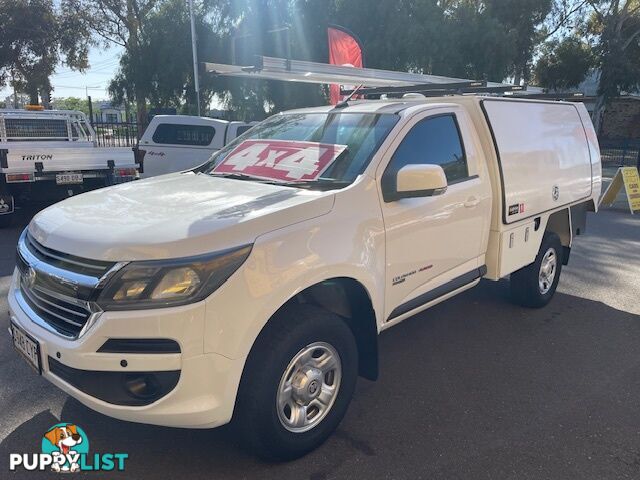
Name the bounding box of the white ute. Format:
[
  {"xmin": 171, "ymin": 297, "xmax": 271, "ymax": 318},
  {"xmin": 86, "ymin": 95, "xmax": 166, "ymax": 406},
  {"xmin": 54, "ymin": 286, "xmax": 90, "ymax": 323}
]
[
  {"xmin": 136, "ymin": 115, "xmax": 257, "ymax": 177},
  {"xmin": 8, "ymin": 94, "xmax": 601, "ymax": 460},
  {"xmin": 0, "ymin": 109, "xmax": 139, "ymax": 227}
]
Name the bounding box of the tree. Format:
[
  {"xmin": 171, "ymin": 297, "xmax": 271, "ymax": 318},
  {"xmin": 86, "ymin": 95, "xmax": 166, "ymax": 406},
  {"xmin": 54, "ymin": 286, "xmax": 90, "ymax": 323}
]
[
  {"xmin": 0, "ymin": 0, "xmax": 92, "ymax": 105},
  {"xmin": 330, "ymin": 0, "xmax": 555, "ymax": 83},
  {"xmin": 81, "ymin": 0, "xmax": 162, "ymax": 124},
  {"xmin": 431, "ymin": 1, "xmax": 516, "ymax": 81},
  {"xmin": 52, "ymin": 96, "xmax": 101, "ymax": 115},
  {"xmin": 98, "ymin": 0, "xmax": 573, "ymax": 118},
  {"xmin": 216, "ymin": 0, "xmax": 330, "ymax": 118},
  {"xmin": 583, "ymin": 0, "xmax": 640, "ymax": 132},
  {"xmin": 534, "ymin": 36, "xmax": 594, "ymax": 90},
  {"xmin": 486, "ymin": 0, "xmax": 554, "ymax": 84}
]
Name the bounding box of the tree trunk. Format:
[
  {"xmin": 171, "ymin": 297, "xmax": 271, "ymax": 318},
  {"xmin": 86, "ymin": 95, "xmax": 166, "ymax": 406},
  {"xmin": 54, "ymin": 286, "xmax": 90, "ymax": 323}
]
[
  {"xmin": 27, "ymin": 88, "xmax": 38, "ymax": 105},
  {"xmin": 135, "ymin": 92, "xmax": 147, "ymax": 132},
  {"xmin": 125, "ymin": 0, "xmax": 147, "ymax": 134},
  {"xmin": 592, "ymin": 94, "xmax": 606, "ymax": 136}
]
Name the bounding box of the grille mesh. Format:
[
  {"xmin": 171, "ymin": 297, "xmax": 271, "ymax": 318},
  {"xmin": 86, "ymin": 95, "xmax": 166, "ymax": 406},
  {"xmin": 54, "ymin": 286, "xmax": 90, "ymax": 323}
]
[
  {"xmin": 5, "ymin": 118, "xmax": 68, "ymax": 140},
  {"xmin": 20, "ymin": 280, "xmax": 92, "ymax": 337},
  {"xmin": 16, "ymin": 232, "xmax": 110, "ymax": 338}
]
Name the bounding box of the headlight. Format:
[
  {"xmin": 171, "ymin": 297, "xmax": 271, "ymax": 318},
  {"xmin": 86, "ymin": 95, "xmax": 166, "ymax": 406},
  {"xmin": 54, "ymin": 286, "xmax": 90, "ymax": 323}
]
[{"xmin": 97, "ymin": 245, "xmax": 252, "ymax": 310}]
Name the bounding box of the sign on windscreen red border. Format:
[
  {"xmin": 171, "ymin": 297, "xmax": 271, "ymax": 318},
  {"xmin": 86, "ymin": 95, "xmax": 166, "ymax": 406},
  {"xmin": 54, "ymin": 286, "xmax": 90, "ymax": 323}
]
[{"xmin": 213, "ymin": 139, "xmax": 348, "ymax": 182}]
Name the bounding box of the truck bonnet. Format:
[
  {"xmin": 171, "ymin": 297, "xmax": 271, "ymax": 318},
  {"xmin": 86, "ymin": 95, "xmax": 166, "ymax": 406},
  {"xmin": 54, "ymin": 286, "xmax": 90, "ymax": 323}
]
[{"xmin": 27, "ymin": 172, "xmax": 335, "ymax": 261}]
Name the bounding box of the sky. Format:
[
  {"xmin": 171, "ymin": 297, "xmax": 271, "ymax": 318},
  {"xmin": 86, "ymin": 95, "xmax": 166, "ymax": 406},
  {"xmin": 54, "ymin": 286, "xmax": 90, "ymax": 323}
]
[{"xmin": 1, "ymin": 45, "xmax": 123, "ymax": 103}]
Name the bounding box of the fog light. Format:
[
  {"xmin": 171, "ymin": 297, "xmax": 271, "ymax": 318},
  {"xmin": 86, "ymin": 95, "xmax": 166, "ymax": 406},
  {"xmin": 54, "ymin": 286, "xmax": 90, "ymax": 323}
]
[{"xmin": 124, "ymin": 373, "xmax": 161, "ymax": 399}]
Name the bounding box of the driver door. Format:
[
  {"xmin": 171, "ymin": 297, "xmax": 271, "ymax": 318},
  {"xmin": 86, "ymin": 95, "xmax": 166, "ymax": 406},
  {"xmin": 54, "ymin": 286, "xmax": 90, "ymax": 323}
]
[{"xmin": 378, "ymin": 107, "xmax": 491, "ymax": 321}]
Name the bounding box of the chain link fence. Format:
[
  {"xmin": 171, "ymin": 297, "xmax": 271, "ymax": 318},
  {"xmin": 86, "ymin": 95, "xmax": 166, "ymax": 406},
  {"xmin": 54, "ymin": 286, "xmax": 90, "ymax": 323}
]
[{"xmin": 599, "ymin": 139, "xmax": 640, "ymax": 168}]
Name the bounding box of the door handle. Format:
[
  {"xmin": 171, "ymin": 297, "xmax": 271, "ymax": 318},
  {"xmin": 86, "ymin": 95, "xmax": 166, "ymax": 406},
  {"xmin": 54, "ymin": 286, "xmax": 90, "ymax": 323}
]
[{"xmin": 464, "ymin": 196, "xmax": 480, "ymax": 208}]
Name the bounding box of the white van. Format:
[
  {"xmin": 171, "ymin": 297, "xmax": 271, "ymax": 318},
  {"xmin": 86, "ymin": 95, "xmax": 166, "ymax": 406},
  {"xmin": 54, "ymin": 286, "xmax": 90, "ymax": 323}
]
[
  {"xmin": 137, "ymin": 115, "xmax": 257, "ymax": 177},
  {"xmin": 9, "ymin": 95, "xmax": 601, "ymax": 460}
]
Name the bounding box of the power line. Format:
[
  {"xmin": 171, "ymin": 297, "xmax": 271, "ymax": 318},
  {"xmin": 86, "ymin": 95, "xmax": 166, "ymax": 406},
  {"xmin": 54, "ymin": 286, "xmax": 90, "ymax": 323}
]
[{"xmin": 52, "ymin": 85, "xmax": 108, "ymax": 90}]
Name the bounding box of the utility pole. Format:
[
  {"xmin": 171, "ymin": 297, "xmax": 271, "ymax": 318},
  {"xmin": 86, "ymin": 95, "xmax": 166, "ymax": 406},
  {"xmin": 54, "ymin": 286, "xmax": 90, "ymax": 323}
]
[
  {"xmin": 12, "ymin": 72, "xmax": 17, "ymax": 109},
  {"xmin": 188, "ymin": 0, "xmax": 201, "ymax": 116},
  {"xmin": 86, "ymin": 87, "xmax": 93, "ymax": 122}
]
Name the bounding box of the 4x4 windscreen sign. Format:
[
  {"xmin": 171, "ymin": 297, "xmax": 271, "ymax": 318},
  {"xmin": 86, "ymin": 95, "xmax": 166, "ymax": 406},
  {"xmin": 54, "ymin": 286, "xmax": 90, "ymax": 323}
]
[{"xmin": 213, "ymin": 139, "xmax": 347, "ymax": 182}]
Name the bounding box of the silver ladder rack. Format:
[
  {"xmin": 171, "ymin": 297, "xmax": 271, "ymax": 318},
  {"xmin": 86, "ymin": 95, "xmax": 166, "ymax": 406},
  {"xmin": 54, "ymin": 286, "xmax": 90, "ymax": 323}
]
[{"xmin": 204, "ymin": 55, "xmax": 513, "ymax": 90}]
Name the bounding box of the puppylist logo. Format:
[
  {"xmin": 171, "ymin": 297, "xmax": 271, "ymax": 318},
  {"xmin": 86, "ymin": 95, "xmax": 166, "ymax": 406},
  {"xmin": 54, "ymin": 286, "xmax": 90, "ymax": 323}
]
[{"xmin": 9, "ymin": 423, "xmax": 129, "ymax": 473}]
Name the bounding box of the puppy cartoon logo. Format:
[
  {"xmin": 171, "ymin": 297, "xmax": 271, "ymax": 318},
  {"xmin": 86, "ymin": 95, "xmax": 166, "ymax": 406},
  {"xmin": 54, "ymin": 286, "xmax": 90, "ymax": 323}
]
[
  {"xmin": 9, "ymin": 422, "xmax": 127, "ymax": 472},
  {"xmin": 42, "ymin": 423, "xmax": 89, "ymax": 473}
]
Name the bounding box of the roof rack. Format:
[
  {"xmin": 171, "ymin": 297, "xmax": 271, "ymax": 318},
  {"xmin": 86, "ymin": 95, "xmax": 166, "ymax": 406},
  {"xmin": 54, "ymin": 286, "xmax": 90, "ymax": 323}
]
[
  {"xmin": 204, "ymin": 55, "xmax": 509, "ymax": 89},
  {"xmin": 204, "ymin": 56, "xmax": 581, "ymax": 100}
]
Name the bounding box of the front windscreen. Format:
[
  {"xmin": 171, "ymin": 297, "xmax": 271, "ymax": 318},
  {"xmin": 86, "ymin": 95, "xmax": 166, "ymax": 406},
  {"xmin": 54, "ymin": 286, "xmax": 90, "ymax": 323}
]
[{"xmin": 200, "ymin": 112, "xmax": 399, "ymax": 189}]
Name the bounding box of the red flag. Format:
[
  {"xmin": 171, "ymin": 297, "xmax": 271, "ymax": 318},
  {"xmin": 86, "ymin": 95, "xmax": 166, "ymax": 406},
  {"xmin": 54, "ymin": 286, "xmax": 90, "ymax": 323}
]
[{"xmin": 327, "ymin": 25, "xmax": 364, "ymax": 105}]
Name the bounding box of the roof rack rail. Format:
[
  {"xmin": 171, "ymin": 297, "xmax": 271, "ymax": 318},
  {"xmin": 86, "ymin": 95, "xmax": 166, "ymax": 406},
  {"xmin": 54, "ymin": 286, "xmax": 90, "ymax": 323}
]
[
  {"xmin": 508, "ymin": 92, "xmax": 585, "ymax": 100},
  {"xmin": 341, "ymin": 81, "xmax": 486, "ymax": 96},
  {"xmin": 342, "ymin": 83, "xmax": 528, "ymax": 98}
]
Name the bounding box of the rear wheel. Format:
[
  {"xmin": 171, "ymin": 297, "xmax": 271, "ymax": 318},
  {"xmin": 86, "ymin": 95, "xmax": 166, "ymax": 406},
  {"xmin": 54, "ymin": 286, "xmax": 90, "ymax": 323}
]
[
  {"xmin": 510, "ymin": 232, "xmax": 563, "ymax": 308},
  {"xmin": 233, "ymin": 304, "xmax": 358, "ymax": 461}
]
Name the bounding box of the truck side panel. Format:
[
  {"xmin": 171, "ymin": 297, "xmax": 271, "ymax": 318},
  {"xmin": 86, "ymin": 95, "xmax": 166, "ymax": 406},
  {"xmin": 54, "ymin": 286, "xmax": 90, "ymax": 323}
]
[
  {"xmin": 482, "ymin": 99, "xmax": 593, "ymax": 224},
  {"xmin": 4, "ymin": 145, "xmax": 136, "ymax": 172}
]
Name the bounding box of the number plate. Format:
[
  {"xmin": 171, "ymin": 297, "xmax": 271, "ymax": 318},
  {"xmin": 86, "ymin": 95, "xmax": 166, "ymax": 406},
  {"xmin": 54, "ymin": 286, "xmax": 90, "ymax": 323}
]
[
  {"xmin": 56, "ymin": 173, "xmax": 83, "ymax": 185},
  {"xmin": 10, "ymin": 322, "xmax": 42, "ymax": 374}
]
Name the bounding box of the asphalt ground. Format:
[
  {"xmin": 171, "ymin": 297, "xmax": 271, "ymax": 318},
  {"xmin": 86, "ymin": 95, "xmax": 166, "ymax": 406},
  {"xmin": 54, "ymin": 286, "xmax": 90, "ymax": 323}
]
[{"xmin": 0, "ymin": 206, "xmax": 639, "ymax": 479}]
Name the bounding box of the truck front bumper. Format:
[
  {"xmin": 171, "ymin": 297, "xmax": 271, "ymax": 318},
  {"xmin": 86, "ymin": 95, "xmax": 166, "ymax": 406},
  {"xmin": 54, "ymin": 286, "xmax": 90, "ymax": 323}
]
[{"xmin": 7, "ymin": 270, "xmax": 245, "ymax": 428}]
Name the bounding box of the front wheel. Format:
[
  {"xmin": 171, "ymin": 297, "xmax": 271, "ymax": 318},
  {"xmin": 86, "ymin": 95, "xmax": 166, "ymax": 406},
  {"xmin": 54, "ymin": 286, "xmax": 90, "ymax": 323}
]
[
  {"xmin": 510, "ymin": 232, "xmax": 563, "ymax": 308},
  {"xmin": 233, "ymin": 304, "xmax": 358, "ymax": 461}
]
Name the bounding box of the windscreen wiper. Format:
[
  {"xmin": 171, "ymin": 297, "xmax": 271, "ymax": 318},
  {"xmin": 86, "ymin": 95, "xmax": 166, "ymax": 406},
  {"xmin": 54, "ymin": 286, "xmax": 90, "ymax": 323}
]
[
  {"xmin": 207, "ymin": 172, "xmax": 265, "ymax": 182},
  {"xmin": 207, "ymin": 172, "xmax": 350, "ymax": 190},
  {"xmin": 278, "ymin": 179, "xmax": 352, "ymax": 190}
]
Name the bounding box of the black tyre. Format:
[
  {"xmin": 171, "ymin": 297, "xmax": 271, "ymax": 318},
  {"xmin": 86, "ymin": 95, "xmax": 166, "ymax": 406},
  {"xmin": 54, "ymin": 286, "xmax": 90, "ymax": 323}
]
[
  {"xmin": 510, "ymin": 232, "xmax": 563, "ymax": 308},
  {"xmin": 233, "ymin": 303, "xmax": 358, "ymax": 461}
]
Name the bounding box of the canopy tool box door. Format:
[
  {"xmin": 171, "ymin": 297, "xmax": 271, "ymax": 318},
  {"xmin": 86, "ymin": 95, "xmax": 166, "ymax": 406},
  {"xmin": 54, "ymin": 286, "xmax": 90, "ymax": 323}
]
[{"xmin": 482, "ymin": 99, "xmax": 593, "ymax": 224}]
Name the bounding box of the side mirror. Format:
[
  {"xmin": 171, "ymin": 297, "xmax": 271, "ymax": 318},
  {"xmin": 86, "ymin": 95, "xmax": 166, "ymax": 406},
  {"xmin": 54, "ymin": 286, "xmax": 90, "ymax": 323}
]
[{"xmin": 384, "ymin": 164, "xmax": 448, "ymax": 202}]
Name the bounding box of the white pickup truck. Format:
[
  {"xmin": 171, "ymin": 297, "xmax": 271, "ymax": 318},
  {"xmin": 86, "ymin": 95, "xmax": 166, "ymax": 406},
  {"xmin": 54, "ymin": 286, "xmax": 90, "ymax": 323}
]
[
  {"xmin": 0, "ymin": 109, "xmax": 139, "ymax": 227},
  {"xmin": 8, "ymin": 96, "xmax": 601, "ymax": 460},
  {"xmin": 136, "ymin": 115, "xmax": 257, "ymax": 177}
]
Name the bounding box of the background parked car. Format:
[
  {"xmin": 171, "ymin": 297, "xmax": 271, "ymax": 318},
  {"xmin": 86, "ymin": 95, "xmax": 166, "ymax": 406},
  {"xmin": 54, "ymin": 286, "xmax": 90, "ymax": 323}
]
[
  {"xmin": 136, "ymin": 115, "xmax": 257, "ymax": 177},
  {"xmin": 0, "ymin": 107, "xmax": 139, "ymax": 228}
]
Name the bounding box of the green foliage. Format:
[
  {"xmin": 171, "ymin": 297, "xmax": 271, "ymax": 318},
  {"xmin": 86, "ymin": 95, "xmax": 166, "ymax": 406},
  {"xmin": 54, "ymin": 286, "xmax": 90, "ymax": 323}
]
[
  {"xmin": 91, "ymin": 0, "xmax": 636, "ymax": 120},
  {"xmin": 0, "ymin": 0, "xmax": 93, "ymax": 103},
  {"xmin": 534, "ymin": 36, "xmax": 594, "ymax": 90},
  {"xmin": 51, "ymin": 96, "xmax": 102, "ymax": 115},
  {"xmin": 431, "ymin": 1, "xmax": 516, "ymax": 81},
  {"xmin": 95, "ymin": 0, "xmax": 566, "ymax": 117},
  {"xmin": 486, "ymin": 0, "xmax": 554, "ymax": 82},
  {"xmin": 586, "ymin": 0, "xmax": 640, "ymax": 98}
]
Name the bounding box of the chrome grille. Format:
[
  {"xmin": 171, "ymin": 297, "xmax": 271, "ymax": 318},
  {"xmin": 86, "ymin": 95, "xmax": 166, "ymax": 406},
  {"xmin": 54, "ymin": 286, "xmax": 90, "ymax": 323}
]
[
  {"xmin": 25, "ymin": 232, "xmax": 115, "ymax": 277},
  {"xmin": 15, "ymin": 229, "xmax": 116, "ymax": 338},
  {"xmin": 19, "ymin": 280, "xmax": 95, "ymax": 337}
]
